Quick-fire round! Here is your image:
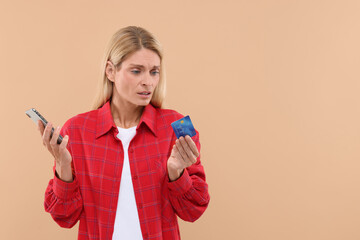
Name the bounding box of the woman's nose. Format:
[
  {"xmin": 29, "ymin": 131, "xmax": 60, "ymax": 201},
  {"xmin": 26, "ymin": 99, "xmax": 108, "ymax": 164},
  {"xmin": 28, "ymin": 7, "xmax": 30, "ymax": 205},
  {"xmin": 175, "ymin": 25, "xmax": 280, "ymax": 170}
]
[{"xmin": 141, "ymin": 73, "xmax": 153, "ymax": 86}]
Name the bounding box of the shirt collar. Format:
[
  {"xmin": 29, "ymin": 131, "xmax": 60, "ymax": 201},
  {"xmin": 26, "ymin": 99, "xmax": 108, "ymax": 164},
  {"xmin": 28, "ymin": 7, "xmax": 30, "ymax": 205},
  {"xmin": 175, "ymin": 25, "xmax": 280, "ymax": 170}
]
[
  {"xmin": 137, "ymin": 102, "xmax": 157, "ymax": 137},
  {"xmin": 95, "ymin": 101, "xmax": 157, "ymax": 139}
]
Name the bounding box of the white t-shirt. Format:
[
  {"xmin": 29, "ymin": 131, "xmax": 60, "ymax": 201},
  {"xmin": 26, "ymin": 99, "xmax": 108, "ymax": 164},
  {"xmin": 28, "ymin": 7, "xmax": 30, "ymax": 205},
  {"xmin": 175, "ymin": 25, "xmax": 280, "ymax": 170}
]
[{"xmin": 112, "ymin": 126, "xmax": 143, "ymax": 240}]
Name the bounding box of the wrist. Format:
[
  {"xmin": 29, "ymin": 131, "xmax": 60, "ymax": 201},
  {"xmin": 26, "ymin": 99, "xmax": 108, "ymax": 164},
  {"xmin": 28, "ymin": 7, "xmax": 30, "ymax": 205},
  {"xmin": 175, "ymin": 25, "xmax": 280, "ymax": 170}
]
[
  {"xmin": 168, "ymin": 168, "xmax": 184, "ymax": 182},
  {"xmin": 55, "ymin": 162, "xmax": 73, "ymax": 182}
]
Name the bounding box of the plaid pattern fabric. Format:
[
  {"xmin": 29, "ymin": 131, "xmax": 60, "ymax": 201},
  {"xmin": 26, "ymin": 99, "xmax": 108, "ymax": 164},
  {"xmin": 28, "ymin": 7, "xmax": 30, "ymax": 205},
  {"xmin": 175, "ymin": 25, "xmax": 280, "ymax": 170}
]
[{"xmin": 44, "ymin": 101, "xmax": 210, "ymax": 240}]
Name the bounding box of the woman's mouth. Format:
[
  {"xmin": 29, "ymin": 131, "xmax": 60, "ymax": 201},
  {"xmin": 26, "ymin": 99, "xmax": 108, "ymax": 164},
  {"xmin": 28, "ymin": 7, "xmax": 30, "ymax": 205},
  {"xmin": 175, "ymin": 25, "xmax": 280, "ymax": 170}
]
[{"xmin": 137, "ymin": 91, "xmax": 151, "ymax": 98}]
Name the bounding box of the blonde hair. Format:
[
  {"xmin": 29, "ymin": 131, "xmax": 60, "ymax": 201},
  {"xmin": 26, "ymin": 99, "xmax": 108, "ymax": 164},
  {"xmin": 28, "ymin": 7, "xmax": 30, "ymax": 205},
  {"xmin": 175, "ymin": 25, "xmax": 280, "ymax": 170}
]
[{"xmin": 92, "ymin": 26, "xmax": 166, "ymax": 109}]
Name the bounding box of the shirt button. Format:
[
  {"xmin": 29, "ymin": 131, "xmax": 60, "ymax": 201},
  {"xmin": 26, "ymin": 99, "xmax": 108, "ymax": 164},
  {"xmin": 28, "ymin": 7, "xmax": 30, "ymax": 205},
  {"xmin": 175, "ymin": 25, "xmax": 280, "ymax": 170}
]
[
  {"xmin": 143, "ymin": 233, "xmax": 148, "ymax": 239},
  {"xmin": 138, "ymin": 203, "xmax": 143, "ymax": 209},
  {"xmin": 129, "ymin": 148, "xmax": 134, "ymax": 153},
  {"xmin": 133, "ymin": 175, "xmax": 138, "ymax": 180}
]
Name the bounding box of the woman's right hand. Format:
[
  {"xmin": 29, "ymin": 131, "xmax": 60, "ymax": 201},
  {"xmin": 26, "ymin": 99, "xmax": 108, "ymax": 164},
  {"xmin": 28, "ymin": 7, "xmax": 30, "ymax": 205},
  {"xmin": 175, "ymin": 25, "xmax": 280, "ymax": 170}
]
[{"xmin": 38, "ymin": 120, "xmax": 73, "ymax": 182}]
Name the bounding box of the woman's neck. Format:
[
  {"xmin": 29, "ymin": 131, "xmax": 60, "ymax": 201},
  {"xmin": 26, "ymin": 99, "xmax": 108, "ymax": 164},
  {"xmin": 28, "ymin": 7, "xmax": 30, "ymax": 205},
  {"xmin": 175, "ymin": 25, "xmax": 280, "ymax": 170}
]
[{"xmin": 110, "ymin": 97, "xmax": 144, "ymax": 129}]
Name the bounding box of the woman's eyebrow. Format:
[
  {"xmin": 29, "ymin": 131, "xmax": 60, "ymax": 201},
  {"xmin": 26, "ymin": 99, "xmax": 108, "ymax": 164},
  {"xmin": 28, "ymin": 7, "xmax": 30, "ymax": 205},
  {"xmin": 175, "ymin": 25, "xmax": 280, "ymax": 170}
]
[{"xmin": 129, "ymin": 64, "xmax": 160, "ymax": 69}]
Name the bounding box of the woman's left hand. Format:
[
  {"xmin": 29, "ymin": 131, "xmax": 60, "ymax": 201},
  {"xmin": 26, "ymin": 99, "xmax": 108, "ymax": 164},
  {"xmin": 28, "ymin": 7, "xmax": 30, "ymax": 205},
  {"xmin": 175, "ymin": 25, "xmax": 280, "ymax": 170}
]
[{"xmin": 167, "ymin": 135, "xmax": 199, "ymax": 181}]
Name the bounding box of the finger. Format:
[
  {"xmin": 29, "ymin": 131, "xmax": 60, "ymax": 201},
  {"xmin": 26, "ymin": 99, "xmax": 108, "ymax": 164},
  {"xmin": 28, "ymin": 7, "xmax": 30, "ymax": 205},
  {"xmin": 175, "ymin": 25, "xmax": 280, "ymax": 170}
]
[
  {"xmin": 178, "ymin": 137, "xmax": 191, "ymax": 159},
  {"xmin": 179, "ymin": 136, "xmax": 197, "ymax": 163},
  {"xmin": 50, "ymin": 126, "xmax": 61, "ymax": 148},
  {"xmin": 180, "ymin": 137, "xmax": 197, "ymax": 165},
  {"xmin": 38, "ymin": 120, "xmax": 45, "ymax": 136},
  {"xmin": 185, "ymin": 135, "xmax": 200, "ymax": 158},
  {"xmin": 173, "ymin": 145, "xmax": 186, "ymax": 168},
  {"xmin": 42, "ymin": 122, "xmax": 53, "ymax": 146},
  {"xmin": 176, "ymin": 139, "xmax": 193, "ymax": 166},
  {"xmin": 176, "ymin": 138, "xmax": 188, "ymax": 159},
  {"xmin": 59, "ymin": 135, "xmax": 69, "ymax": 153},
  {"xmin": 170, "ymin": 144, "xmax": 177, "ymax": 157}
]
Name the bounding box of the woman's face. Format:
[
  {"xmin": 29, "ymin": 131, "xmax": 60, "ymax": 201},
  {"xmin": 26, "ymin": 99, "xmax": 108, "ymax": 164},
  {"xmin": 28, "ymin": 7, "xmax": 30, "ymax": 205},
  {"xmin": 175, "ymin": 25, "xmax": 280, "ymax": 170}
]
[{"xmin": 107, "ymin": 48, "xmax": 161, "ymax": 108}]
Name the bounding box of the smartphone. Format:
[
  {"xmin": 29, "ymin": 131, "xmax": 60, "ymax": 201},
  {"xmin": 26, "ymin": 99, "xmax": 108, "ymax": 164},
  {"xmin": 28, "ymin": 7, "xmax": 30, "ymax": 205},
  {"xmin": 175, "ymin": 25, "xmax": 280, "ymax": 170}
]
[{"xmin": 25, "ymin": 108, "xmax": 63, "ymax": 144}]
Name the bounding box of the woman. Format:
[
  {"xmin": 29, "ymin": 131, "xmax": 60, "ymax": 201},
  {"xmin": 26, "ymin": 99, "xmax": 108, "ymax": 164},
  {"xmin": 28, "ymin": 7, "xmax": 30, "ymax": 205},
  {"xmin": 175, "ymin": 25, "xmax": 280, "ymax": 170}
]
[{"xmin": 38, "ymin": 26, "xmax": 210, "ymax": 240}]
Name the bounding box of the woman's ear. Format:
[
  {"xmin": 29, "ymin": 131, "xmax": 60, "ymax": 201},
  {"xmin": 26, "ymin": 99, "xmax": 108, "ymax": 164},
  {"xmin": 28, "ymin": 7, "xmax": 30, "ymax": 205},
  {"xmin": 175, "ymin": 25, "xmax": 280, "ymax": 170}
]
[{"xmin": 105, "ymin": 61, "xmax": 116, "ymax": 82}]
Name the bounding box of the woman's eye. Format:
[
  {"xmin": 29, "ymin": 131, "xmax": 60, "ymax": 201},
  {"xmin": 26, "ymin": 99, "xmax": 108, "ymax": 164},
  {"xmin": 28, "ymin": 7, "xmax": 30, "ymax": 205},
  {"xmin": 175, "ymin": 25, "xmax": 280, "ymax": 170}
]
[
  {"xmin": 151, "ymin": 71, "xmax": 159, "ymax": 76},
  {"xmin": 131, "ymin": 70, "xmax": 140, "ymax": 74}
]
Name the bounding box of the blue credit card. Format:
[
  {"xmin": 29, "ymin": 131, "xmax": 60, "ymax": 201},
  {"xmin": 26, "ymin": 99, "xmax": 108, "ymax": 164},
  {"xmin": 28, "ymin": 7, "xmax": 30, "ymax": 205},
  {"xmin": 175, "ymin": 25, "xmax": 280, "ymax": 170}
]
[{"xmin": 171, "ymin": 115, "xmax": 196, "ymax": 139}]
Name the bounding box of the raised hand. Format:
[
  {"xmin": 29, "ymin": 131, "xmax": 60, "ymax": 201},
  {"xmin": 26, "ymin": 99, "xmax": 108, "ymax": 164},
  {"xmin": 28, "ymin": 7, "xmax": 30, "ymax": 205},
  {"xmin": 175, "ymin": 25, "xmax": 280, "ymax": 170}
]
[
  {"xmin": 167, "ymin": 135, "xmax": 199, "ymax": 181},
  {"xmin": 38, "ymin": 120, "xmax": 73, "ymax": 182}
]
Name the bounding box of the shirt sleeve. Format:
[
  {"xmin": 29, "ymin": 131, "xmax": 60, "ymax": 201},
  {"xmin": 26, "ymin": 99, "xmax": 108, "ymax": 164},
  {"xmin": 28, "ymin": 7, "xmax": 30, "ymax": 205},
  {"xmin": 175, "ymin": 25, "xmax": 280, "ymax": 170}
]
[
  {"xmin": 167, "ymin": 131, "xmax": 210, "ymax": 222},
  {"xmin": 43, "ymin": 119, "xmax": 83, "ymax": 228}
]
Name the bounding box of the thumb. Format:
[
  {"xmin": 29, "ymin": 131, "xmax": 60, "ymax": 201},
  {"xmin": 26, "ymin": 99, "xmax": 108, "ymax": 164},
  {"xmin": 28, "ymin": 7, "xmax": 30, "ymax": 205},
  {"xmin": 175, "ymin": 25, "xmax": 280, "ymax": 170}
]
[{"xmin": 59, "ymin": 135, "xmax": 69, "ymax": 152}]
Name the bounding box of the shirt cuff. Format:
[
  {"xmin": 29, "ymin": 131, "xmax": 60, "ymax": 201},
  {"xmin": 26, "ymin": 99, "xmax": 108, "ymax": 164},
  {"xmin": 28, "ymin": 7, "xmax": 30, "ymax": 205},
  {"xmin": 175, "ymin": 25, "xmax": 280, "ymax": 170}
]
[
  {"xmin": 167, "ymin": 169, "xmax": 192, "ymax": 195},
  {"xmin": 53, "ymin": 173, "xmax": 79, "ymax": 200}
]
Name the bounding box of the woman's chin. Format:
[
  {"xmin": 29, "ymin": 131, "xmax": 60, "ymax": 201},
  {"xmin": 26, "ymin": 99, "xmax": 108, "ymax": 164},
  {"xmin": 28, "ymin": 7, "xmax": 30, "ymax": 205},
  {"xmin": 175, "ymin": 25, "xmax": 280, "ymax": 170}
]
[{"xmin": 135, "ymin": 99, "xmax": 151, "ymax": 106}]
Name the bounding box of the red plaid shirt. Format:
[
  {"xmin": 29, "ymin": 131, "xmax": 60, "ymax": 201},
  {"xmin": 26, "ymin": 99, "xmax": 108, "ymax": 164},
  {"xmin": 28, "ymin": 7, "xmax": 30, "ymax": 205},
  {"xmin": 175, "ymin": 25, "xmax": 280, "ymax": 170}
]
[{"xmin": 44, "ymin": 101, "xmax": 210, "ymax": 240}]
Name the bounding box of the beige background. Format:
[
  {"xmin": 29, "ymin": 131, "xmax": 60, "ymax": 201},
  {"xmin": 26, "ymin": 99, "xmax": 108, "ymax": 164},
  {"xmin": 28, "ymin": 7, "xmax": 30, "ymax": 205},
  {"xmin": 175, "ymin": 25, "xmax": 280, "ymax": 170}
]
[{"xmin": 1, "ymin": 0, "xmax": 360, "ymax": 239}]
